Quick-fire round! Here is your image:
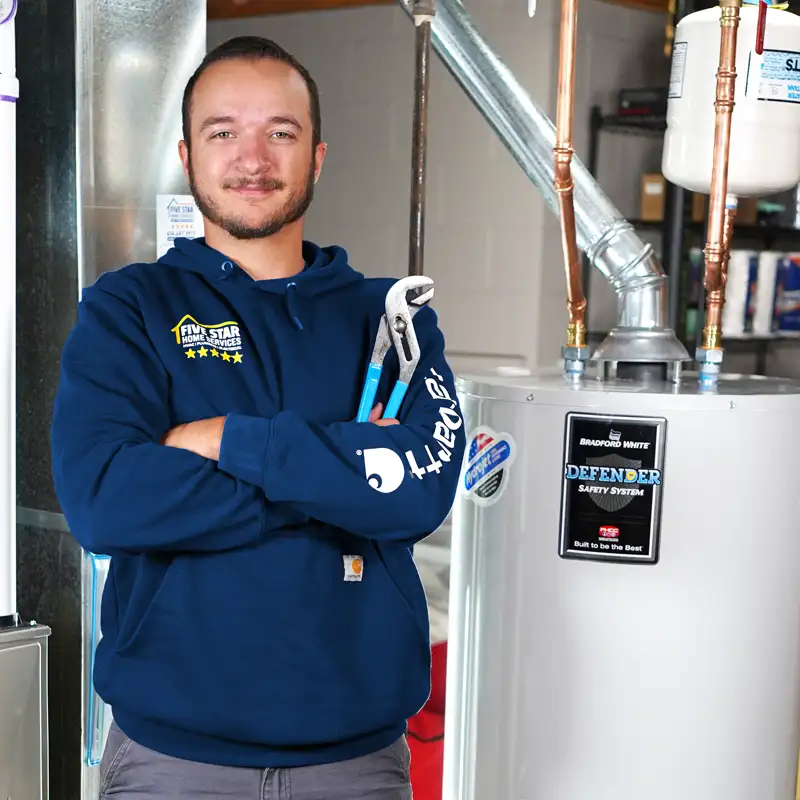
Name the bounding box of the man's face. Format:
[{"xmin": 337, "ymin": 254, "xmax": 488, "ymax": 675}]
[{"xmin": 180, "ymin": 57, "xmax": 325, "ymax": 240}]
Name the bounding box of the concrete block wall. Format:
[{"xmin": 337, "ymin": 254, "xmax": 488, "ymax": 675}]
[{"xmin": 209, "ymin": 0, "xmax": 669, "ymax": 372}]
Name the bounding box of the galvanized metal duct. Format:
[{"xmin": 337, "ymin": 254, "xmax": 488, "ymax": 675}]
[{"xmin": 398, "ymin": 0, "xmax": 689, "ymax": 365}]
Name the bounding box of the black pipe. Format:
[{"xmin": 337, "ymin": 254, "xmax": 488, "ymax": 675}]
[
  {"xmin": 664, "ymin": 180, "xmax": 687, "ymax": 334},
  {"xmin": 617, "ymin": 362, "xmax": 668, "ymax": 382},
  {"xmin": 409, "ymin": 1, "xmax": 435, "ymax": 276}
]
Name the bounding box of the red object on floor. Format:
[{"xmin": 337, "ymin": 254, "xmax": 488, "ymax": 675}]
[{"xmin": 408, "ymin": 641, "xmax": 447, "ymax": 800}]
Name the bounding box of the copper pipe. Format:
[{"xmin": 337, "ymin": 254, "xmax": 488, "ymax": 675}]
[
  {"xmin": 720, "ymin": 198, "xmax": 737, "ymax": 286},
  {"xmin": 702, "ymin": 0, "xmax": 742, "ymax": 351},
  {"xmin": 554, "ymin": 0, "xmax": 586, "ymax": 349},
  {"xmin": 665, "ymin": 0, "xmax": 676, "ymax": 57}
]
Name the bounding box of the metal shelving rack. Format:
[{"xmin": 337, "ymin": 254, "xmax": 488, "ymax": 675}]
[{"xmin": 584, "ymin": 103, "xmax": 800, "ymax": 375}]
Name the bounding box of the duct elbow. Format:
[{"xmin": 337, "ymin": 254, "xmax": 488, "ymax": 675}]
[
  {"xmin": 616, "ymin": 283, "xmax": 668, "ymax": 331},
  {"xmin": 586, "ymin": 224, "xmax": 669, "ymax": 331},
  {"xmin": 615, "ymin": 271, "xmax": 669, "ymax": 331},
  {"xmin": 592, "ymin": 264, "xmax": 689, "ymax": 367}
]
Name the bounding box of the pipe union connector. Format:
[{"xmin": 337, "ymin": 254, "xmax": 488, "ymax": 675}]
[
  {"xmin": 696, "ymin": 347, "xmax": 723, "ymax": 388},
  {"xmin": 562, "ymin": 345, "xmax": 592, "ymax": 363},
  {"xmin": 564, "ymin": 360, "xmax": 586, "ymax": 379},
  {"xmin": 562, "ymin": 345, "xmax": 591, "ymax": 379},
  {"xmin": 695, "ymin": 346, "xmax": 724, "ymax": 365},
  {"xmin": 698, "ymin": 360, "xmax": 721, "ymax": 387}
]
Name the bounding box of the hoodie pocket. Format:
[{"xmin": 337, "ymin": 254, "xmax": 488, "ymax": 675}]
[
  {"xmin": 110, "ymin": 530, "xmax": 431, "ymax": 746},
  {"xmin": 371, "ymin": 541, "xmax": 429, "ymax": 639}
]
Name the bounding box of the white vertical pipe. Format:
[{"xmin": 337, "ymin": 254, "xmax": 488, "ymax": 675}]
[{"xmin": 0, "ymin": 0, "xmax": 18, "ymax": 622}]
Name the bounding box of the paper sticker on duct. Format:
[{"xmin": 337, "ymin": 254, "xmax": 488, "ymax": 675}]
[
  {"xmin": 461, "ymin": 426, "xmax": 516, "ymax": 507},
  {"xmin": 156, "ymin": 194, "xmax": 205, "ymax": 259}
]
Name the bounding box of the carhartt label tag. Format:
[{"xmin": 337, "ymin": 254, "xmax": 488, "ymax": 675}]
[{"xmin": 343, "ymin": 555, "xmax": 363, "ymax": 582}]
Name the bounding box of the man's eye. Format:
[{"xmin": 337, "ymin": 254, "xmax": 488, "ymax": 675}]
[
  {"xmin": 212, "ymin": 131, "xmax": 232, "ymax": 139},
  {"xmin": 272, "ymin": 131, "xmax": 294, "ymax": 140}
]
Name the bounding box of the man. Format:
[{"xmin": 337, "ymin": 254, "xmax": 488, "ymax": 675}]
[{"xmin": 51, "ymin": 36, "xmax": 465, "ymax": 799}]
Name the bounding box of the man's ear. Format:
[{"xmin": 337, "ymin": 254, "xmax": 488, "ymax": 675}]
[
  {"xmin": 313, "ymin": 142, "xmax": 327, "ymax": 183},
  {"xmin": 179, "ymin": 140, "xmax": 190, "ymax": 183}
]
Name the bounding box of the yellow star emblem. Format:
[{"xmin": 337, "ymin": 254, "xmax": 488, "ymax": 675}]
[
  {"xmin": 222, "ymin": 352, "xmax": 231, "ymax": 362},
  {"xmin": 211, "ymin": 349, "xmax": 219, "ymax": 357},
  {"xmin": 232, "ymin": 352, "xmax": 243, "ymax": 364},
  {"xmin": 198, "ymin": 347, "xmax": 208, "ymax": 357},
  {"xmin": 186, "ymin": 349, "xmax": 196, "ymax": 359}
]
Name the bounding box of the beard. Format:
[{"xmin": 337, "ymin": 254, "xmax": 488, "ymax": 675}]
[{"xmin": 188, "ymin": 156, "xmax": 315, "ymax": 240}]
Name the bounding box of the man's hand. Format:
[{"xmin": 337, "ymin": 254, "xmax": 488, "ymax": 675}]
[
  {"xmin": 161, "ymin": 404, "xmax": 398, "ymax": 460},
  {"xmin": 161, "ymin": 417, "xmax": 226, "ymax": 461},
  {"xmin": 367, "ymin": 403, "xmax": 399, "ymax": 427}
]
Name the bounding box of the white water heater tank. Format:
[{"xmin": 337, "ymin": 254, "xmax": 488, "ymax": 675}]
[
  {"xmin": 445, "ymin": 370, "xmax": 800, "ymax": 800},
  {"xmin": 662, "ymin": 5, "xmax": 800, "ymax": 196}
]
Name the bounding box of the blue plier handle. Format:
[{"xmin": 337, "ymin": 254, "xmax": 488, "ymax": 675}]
[{"xmin": 356, "ymin": 276, "xmax": 435, "ymax": 422}]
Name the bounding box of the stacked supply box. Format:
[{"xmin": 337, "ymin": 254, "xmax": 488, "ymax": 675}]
[
  {"xmin": 754, "ymin": 251, "xmax": 782, "ymax": 335},
  {"xmin": 773, "ymin": 255, "xmax": 800, "ymax": 332},
  {"xmin": 722, "ymin": 249, "xmax": 759, "ymax": 336},
  {"xmin": 686, "ymin": 249, "xmax": 783, "ymax": 337}
]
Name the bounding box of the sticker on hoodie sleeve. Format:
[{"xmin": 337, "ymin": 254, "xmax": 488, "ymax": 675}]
[{"xmin": 461, "ymin": 426, "xmax": 516, "ymax": 507}]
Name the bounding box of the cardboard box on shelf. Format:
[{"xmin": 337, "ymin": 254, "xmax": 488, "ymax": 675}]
[
  {"xmin": 690, "ymin": 193, "xmax": 758, "ymax": 225},
  {"xmin": 738, "ymin": 197, "xmax": 759, "ymax": 225},
  {"xmin": 638, "ymin": 174, "xmax": 763, "ymax": 226},
  {"xmin": 640, "ymin": 173, "xmax": 665, "ymax": 221},
  {"xmin": 691, "ymin": 193, "xmax": 706, "ymax": 223}
]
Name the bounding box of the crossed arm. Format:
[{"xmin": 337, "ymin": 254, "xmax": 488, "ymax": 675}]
[
  {"xmin": 51, "ymin": 282, "xmax": 466, "ymax": 557},
  {"xmin": 162, "ymin": 401, "xmax": 398, "ymax": 461}
]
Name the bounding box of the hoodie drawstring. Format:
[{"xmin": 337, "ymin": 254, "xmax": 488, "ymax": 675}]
[{"xmin": 285, "ymin": 282, "xmax": 304, "ymax": 330}]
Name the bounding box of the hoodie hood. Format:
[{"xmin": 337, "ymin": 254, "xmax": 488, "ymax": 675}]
[{"xmin": 159, "ymin": 237, "xmax": 364, "ymax": 330}]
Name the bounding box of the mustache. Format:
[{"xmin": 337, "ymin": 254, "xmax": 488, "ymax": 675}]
[{"xmin": 224, "ymin": 177, "xmax": 286, "ymax": 191}]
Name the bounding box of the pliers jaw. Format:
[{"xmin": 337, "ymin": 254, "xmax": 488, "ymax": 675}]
[
  {"xmin": 356, "ymin": 276, "xmax": 435, "ymax": 422},
  {"xmin": 386, "ymin": 289, "xmax": 430, "ymax": 386}
]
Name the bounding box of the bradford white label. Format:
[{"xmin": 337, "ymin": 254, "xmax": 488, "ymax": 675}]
[{"xmin": 558, "ymin": 413, "xmax": 667, "ymax": 564}]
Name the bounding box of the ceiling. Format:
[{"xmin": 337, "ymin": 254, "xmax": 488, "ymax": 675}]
[
  {"xmin": 208, "ymin": 0, "xmax": 393, "ymax": 19},
  {"xmin": 208, "ymin": 0, "xmax": 668, "ymax": 19}
]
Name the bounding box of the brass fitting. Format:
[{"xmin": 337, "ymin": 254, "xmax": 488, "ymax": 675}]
[{"xmin": 567, "ymin": 321, "xmax": 586, "ymax": 349}]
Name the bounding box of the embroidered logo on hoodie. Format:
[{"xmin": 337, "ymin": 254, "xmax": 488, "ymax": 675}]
[{"xmin": 171, "ymin": 314, "xmax": 244, "ymax": 364}]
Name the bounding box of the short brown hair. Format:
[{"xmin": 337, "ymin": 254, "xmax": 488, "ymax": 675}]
[{"xmin": 181, "ymin": 36, "xmax": 322, "ymax": 152}]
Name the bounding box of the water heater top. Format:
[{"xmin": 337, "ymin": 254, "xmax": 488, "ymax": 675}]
[{"xmin": 455, "ymin": 368, "xmax": 800, "ymax": 413}]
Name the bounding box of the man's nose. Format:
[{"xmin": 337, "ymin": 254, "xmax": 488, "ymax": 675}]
[{"xmin": 236, "ymin": 133, "xmax": 272, "ymax": 172}]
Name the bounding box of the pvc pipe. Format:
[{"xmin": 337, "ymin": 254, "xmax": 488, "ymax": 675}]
[{"xmin": 0, "ymin": 0, "xmax": 18, "ymax": 624}]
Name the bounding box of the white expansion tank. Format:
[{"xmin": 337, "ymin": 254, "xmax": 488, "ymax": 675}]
[{"xmin": 662, "ymin": 5, "xmax": 800, "ymax": 196}]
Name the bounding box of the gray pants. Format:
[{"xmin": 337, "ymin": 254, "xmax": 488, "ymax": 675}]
[{"xmin": 99, "ymin": 721, "xmax": 413, "ymax": 799}]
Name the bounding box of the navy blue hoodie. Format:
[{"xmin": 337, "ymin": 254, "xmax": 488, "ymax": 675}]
[{"xmin": 51, "ymin": 237, "xmax": 465, "ymax": 768}]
